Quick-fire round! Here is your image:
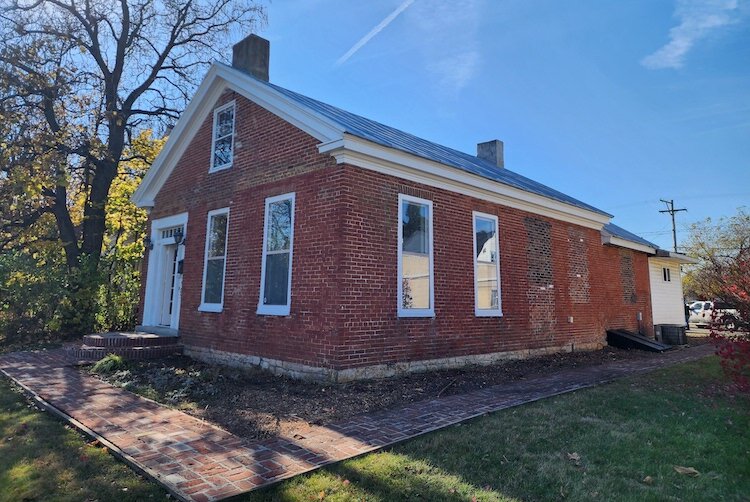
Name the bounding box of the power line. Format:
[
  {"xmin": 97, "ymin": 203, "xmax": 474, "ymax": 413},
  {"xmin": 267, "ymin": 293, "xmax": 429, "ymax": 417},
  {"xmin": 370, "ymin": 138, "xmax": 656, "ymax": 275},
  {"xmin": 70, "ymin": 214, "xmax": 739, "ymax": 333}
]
[
  {"xmin": 659, "ymin": 199, "xmax": 687, "ymax": 252},
  {"xmin": 605, "ymin": 192, "xmax": 749, "ymax": 211}
]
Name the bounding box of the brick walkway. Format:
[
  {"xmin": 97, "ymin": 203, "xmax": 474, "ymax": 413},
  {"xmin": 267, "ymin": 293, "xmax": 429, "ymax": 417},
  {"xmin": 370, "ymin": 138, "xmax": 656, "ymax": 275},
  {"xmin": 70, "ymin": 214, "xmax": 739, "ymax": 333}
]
[{"xmin": 0, "ymin": 345, "xmax": 713, "ymax": 502}]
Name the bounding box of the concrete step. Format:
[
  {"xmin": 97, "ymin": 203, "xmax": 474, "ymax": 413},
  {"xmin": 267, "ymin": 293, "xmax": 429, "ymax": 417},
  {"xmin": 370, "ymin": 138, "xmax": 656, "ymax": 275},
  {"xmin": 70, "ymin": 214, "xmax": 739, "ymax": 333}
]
[
  {"xmin": 66, "ymin": 344, "xmax": 182, "ymax": 361},
  {"xmin": 83, "ymin": 332, "xmax": 180, "ymax": 348}
]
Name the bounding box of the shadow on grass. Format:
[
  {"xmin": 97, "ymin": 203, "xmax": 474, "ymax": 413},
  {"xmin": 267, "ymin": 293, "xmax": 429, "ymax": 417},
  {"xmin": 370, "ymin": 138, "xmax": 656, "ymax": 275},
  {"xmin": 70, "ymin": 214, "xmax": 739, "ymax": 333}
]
[
  {"xmin": 241, "ymin": 450, "xmax": 517, "ymax": 502},
  {"xmin": 241, "ymin": 357, "xmax": 749, "ymax": 502},
  {"xmin": 0, "ymin": 377, "xmax": 164, "ymax": 501},
  {"xmin": 384, "ymin": 357, "xmax": 749, "ymax": 501}
]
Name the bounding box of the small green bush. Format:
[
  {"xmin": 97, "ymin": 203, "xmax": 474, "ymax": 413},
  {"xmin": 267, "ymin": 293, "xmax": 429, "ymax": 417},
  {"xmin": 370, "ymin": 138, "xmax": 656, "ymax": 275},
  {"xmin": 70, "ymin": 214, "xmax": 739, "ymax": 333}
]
[{"xmin": 91, "ymin": 354, "xmax": 126, "ymax": 374}]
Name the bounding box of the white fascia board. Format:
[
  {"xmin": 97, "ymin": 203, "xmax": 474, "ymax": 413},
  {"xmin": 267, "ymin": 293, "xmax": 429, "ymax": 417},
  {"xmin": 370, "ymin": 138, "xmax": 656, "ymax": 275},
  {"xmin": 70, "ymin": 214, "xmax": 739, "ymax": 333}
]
[
  {"xmin": 132, "ymin": 64, "xmax": 226, "ymax": 208},
  {"xmin": 654, "ymin": 251, "xmax": 699, "ymax": 264},
  {"xmin": 132, "ymin": 63, "xmax": 344, "ymax": 208},
  {"xmin": 319, "ymin": 135, "xmax": 611, "ymax": 230},
  {"xmin": 214, "ymin": 63, "xmax": 344, "ymax": 142},
  {"xmin": 601, "ymin": 232, "xmax": 656, "ymax": 254}
]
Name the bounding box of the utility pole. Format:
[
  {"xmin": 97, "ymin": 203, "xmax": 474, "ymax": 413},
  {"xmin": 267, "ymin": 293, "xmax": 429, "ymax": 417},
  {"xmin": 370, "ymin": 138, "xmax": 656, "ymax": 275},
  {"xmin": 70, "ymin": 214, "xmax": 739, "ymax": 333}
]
[{"xmin": 659, "ymin": 199, "xmax": 687, "ymax": 252}]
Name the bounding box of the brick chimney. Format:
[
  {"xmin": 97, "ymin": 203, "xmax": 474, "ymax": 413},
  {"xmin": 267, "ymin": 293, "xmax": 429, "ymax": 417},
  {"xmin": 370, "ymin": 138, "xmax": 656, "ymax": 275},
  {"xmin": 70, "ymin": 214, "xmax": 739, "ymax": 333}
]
[
  {"xmin": 477, "ymin": 140, "xmax": 504, "ymax": 169},
  {"xmin": 232, "ymin": 34, "xmax": 269, "ymax": 81}
]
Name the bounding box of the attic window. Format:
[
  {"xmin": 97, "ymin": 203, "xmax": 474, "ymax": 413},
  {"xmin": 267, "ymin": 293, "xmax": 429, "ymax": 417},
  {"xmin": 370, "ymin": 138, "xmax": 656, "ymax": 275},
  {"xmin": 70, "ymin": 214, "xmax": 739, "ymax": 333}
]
[
  {"xmin": 662, "ymin": 267, "xmax": 671, "ymax": 282},
  {"xmin": 210, "ymin": 101, "xmax": 235, "ymax": 172}
]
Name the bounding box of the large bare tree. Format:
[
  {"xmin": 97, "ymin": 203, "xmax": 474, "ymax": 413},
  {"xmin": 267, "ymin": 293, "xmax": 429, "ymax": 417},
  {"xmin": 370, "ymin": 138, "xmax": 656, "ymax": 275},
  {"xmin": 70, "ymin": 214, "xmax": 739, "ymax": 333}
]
[{"xmin": 0, "ymin": 0, "xmax": 265, "ymax": 268}]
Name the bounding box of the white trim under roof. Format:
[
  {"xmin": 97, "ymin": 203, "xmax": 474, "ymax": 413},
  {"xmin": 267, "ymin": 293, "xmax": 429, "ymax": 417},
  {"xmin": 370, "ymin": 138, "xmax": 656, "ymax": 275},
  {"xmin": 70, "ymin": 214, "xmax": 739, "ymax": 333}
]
[
  {"xmin": 131, "ymin": 63, "xmax": 343, "ymax": 208},
  {"xmin": 655, "ymin": 250, "xmax": 699, "ymax": 264},
  {"xmin": 600, "ymin": 229, "xmax": 657, "ymax": 255},
  {"xmin": 320, "ymin": 135, "xmax": 610, "ymax": 230},
  {"xmin": 132, "ymin": 62, "xmax": 610, "ymax": 230}
]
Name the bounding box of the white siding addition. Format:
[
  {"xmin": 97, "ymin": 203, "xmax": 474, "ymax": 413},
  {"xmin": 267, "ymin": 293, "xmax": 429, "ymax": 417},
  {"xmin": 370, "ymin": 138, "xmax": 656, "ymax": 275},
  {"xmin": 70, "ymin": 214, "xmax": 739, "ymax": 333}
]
[{"xmin": 648, "ymin": 257, "xmax": 685, "ymax": 326}]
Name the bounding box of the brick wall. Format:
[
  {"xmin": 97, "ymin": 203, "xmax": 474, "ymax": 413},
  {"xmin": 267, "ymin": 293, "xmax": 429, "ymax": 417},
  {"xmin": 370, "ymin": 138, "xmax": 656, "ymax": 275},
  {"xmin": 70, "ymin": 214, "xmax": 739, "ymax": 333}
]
[
  {"xmin": 334, "ymin": 167, "xmax": 653, "ymax": 370},
  {"xmin": 142, "ymin": 91, "xmax": 343, "ymax": 368},
  {"xmin": 141, "ymin": 91, "xmax": 653, "ymax": 376}
]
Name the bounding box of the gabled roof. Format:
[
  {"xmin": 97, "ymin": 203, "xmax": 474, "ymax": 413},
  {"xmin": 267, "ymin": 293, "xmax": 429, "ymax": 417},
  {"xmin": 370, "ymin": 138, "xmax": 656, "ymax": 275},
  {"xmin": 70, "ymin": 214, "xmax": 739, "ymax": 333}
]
[
  {"xmin": 264, "ymin": 77, "xmax": 609, "ymax": 217},
  {"xmin": 132, "ymin": 63, "xmax": 612, "ymax": 229}
]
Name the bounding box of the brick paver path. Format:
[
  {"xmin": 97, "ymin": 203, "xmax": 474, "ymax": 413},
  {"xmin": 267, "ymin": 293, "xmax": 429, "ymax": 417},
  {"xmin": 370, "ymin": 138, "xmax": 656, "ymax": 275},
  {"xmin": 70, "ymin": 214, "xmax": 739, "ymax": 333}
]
[{"xmin": 0, "ymin": 345, "xmax": 713, "ymax": 501}]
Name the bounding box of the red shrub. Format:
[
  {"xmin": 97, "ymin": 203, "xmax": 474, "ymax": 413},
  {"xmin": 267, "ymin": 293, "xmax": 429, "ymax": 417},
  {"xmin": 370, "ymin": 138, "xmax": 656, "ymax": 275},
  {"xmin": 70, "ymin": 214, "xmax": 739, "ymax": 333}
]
[
  {"xmin": 709, "ymin": 256, "xmax": 750, "ymax": 392},
  {"xmin": 711, "ymin": 330, "xmax": 750, "ymax": 392}
]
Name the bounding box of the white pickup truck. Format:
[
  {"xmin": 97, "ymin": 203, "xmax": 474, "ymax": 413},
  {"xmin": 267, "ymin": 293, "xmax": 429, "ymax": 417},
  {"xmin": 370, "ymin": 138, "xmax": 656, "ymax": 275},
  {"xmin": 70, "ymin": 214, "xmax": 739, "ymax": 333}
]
[{"xmin": 688, "ymin": 300, "xmax": 739, "ymax": 327}]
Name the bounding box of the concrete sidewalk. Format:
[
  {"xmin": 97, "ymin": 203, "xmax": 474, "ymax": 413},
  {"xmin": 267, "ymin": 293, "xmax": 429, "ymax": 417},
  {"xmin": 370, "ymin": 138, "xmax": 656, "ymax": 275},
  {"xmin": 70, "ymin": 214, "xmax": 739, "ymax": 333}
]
[{"xmin": 0, "ymin": 344, "xmax": 714, "ymax": 501}]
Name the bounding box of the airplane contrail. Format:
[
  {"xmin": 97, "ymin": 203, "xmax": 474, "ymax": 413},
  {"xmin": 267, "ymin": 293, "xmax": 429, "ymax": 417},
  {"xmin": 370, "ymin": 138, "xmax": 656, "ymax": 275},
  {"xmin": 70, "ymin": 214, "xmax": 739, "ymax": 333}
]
[{"xmin": 335, "ymin": 0, "xmax": 415, "ymax": 66}]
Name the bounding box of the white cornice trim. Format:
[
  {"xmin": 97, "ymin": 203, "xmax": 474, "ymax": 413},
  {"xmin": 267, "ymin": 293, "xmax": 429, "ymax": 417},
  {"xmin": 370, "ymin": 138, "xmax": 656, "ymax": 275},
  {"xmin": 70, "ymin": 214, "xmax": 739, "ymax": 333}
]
[
  {"xmin": 320, "ymin": 135, "xmax": 610, "ymax": 230},
  {"xmin": 653, "ymin": 251, "xmax": 699, "ymax": 264},
  {"xmin": 601, "ymin": 232, "xmax": 656, "ymax": 254},
  {"xmin": 133, "ymin": 64, "xmax": 612, "ymax": 231},
  {"xmin": 131, "ymin": 63, "xmax": 344, "ymax": 208},
  {"xmin": 217, "ymin": 63, "xmax": 343, "ymax": 142}
]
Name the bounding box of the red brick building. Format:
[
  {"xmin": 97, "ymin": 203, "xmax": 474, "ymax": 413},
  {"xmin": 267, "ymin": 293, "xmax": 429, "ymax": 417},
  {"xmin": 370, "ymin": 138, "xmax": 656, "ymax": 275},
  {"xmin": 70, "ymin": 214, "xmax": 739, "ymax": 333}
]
[{"xmin": 132, "ymin": 35, "xmax": 688, "ymax": 381}]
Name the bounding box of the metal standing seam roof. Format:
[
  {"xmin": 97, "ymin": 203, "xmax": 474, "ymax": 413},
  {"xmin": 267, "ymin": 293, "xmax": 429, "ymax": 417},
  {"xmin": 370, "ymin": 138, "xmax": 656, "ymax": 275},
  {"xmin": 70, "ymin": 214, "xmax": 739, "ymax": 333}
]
[
  {"xmin": 603, "ymin": 222, "xmax": 658, "ymax": 249},
  {"xmin": 228, "ymin": 70, "xmax": 612, "ymax": 217}
]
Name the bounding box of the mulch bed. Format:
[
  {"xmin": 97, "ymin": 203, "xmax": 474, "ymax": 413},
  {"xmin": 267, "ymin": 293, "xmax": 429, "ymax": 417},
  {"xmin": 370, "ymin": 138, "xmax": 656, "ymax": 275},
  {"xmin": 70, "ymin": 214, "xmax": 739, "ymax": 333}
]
[{"xmin": 90, "ymin": 337, "xmax": 714, "ymax": 441}]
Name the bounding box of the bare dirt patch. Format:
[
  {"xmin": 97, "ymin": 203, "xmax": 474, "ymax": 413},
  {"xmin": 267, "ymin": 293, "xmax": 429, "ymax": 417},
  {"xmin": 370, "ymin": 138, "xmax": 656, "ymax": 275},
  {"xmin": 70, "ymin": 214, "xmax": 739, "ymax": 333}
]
[
  {"xmin": 88, "ymin": 341, "xmax": 705, "ymax": 441},
  {"xmin": 686, "ymin": 324, "xmax": 713, "ymax": 346}
]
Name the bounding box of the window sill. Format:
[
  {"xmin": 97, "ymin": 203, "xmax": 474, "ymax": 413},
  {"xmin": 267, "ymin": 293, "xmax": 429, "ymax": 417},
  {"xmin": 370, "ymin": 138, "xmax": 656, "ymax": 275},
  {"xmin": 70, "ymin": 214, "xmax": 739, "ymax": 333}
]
[
  {"xmin": 208, "ymin": 163, "xmax": 232, "ymax": 174},
  {"xmin": 397, "ymin": 309, "xmax": 435, "ymax": 318},
  {"xmin": 257, "ymin": 305, "xmax": 291, "ymax": 316},
  {"xmin": 198, "ymin": 303, "xmax": 223, "ymax": 313},
  {"xmin": 475, "ymin": 309, "xmax": 503, "ymax": 318}
]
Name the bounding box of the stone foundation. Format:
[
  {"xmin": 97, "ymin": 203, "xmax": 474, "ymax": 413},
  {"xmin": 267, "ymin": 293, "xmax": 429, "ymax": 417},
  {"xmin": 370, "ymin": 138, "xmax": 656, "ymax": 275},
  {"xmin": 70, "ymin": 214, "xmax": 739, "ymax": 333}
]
[{"xmin": 184, "ymin": 341, "xmax": 605, "ymax": 383}]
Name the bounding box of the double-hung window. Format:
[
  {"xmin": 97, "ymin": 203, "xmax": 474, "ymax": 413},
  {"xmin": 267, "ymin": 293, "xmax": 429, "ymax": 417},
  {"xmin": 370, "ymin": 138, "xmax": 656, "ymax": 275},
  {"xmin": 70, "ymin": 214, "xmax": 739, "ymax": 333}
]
[
  {"xmin": 210, "ymin": 101, "xmax": 235, "ymax": 172},
  {"xmin": 199, "ymin": 208, "xmax": 229, "ymax": 312},
  {"xmin": 473, "ymin": 212, "xmax": 502, "ymax": 316},
  {"xmin": 258, "ymin": 193, "xmax": 295, "ymax": 316},
  {"xmin": 398, "ymin": 194, "xmax": 434, "ymax": 317}
]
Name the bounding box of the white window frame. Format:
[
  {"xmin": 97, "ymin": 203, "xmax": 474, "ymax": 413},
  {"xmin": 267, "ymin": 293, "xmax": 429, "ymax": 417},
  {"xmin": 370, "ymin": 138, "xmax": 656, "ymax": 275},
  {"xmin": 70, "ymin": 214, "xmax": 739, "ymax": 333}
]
[
  {"xmin": 199, "ymin": 207, "xmax": 230, "ymax": 312},
  {"xmin": 258, "ymin": 192, "xmax": 296, "ymax": 316},
  {"xmin": 473, "ymin": 211, "xmax": 503, "ymax": 317},
  {"xmin": 397, "ymin": 194, "xmax": 435, "ymax": 318},
  {"xmin": 209, "ymin": 100, "xmax": 236, "ymax": 173},
  {"xmin": 663, "ymin": 267, "xmax": 671, "ymax": 282}
]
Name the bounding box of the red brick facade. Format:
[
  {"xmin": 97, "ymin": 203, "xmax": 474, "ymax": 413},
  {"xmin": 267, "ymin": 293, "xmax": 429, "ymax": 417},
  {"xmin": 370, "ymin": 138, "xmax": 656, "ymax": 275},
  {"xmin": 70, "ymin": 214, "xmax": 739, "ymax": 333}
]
[{"xmin": 141, "ymin": 92, "xmax": 653, "ymax": 376}]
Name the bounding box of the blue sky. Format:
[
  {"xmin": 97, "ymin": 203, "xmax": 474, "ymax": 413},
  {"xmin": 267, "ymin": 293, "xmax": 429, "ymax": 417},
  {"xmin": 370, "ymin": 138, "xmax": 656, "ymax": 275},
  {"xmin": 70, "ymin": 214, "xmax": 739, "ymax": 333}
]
[{"xmin": 259, "ymin": 0, "xmax": 749, "ymax": 251}]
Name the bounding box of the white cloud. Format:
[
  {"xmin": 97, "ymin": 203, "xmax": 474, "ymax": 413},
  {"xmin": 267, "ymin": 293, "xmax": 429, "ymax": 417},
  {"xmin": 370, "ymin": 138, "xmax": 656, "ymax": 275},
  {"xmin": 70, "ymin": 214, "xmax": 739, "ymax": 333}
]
[
  {"xmin": 335, "ymin": 0, "xmax": 415, "ymax": 66},
  {"xmin": 641, "ymin": 0, "xmax": 740, "ymax": 70},
  {"xmin": 333, "ymin": 0, "xmax": 483, "ymax": 95},
  {"xmin": 409, "ymin": 0, "xmax": 483, "ymax": 94},
  {"xmin": 426, "ymin": 51, "xmax": 480, "ymax": 93}
]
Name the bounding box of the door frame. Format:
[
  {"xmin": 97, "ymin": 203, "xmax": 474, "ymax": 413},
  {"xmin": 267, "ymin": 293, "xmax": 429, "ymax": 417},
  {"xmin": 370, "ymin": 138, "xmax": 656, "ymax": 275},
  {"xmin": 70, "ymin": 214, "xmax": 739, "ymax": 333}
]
[{"xmin": 142, "ymin": 212, "xmax": 188, "ymax": 331}]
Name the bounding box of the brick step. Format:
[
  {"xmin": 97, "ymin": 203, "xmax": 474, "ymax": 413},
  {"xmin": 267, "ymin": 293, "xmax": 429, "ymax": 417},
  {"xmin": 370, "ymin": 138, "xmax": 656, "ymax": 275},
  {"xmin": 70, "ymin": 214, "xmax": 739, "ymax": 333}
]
[
  {"xmin": 83, "ymin": 332, "xmax": 180, "ymax": 348},
  {"xmin": 66, "ymin": 344, "xmax": 182, "ymax": 361}
]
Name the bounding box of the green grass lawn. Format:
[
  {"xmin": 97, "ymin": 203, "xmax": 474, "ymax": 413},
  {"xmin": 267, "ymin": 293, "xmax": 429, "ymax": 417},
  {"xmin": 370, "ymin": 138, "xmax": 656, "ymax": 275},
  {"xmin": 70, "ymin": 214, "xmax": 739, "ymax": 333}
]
[
  {"xmin": 242, "ymin": 356, "xmax": 749, "ymax": 502},
  {"xmin": 0, "ymin": 378, "xmax": 165, "ymax": 502},
  {"xmin": 1, "ymin": 356, "xmax": 747, "ymax": 501}
]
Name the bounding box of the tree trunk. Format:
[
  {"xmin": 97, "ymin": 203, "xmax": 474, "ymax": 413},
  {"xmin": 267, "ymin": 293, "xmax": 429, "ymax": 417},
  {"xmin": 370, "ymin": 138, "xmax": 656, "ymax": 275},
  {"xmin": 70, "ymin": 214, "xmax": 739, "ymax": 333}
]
[{"xmin": 51, "ymin": 185, "xmax": 80, "ymax": 270}]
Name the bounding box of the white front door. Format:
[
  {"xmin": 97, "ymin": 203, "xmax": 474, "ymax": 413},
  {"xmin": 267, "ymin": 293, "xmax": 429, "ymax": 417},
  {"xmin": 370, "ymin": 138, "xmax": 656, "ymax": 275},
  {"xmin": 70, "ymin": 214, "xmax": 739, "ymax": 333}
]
[
  {"xmin": 143, "ymin": 213, "xmax": 188, "ymax": 331},
  {"xmin": 159, "ymin": 244, "xmax": 183, "ymax": 326}
]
